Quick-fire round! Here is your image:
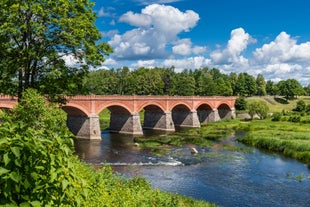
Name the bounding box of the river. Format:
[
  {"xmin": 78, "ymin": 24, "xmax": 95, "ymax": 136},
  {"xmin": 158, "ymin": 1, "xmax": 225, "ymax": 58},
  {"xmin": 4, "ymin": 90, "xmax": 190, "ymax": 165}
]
[{"xmin": 74, "ymin": 130, "xmax": 310, "ymax": 207}]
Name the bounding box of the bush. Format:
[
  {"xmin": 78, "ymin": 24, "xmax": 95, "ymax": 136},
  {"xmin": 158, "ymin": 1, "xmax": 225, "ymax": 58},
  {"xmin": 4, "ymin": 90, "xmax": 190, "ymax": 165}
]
[
  {"xmin": 247, "ymin": 100, "xmax": 269, "ymax": 119},
  {"xmin": 288, "ymin": 115, "xmax": 301, "ymax": 123},
  {"xmin": 271, "ymin": 112, "xmax": 282, "ymax": 121},
  {"xmin": 0, "ymin": 89, "xmax": 85, "ymax": 206},
  {"xmin": 293, "ymin": 100, "xmax": 306, "ymax": 112},
  {"xmin": 235, "ymin": 97, "xmax": 247, "ymax": 110}
]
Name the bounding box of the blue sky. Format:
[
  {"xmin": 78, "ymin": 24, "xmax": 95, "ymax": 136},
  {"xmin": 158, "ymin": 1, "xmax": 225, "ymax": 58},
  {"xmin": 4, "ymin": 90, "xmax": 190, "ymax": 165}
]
[{"xmin": 92, "ymin": 0, "xmax": 310, "ymax": 85}]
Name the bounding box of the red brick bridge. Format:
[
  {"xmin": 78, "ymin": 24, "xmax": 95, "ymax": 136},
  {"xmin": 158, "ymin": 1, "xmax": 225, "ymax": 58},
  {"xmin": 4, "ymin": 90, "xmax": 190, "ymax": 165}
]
[{"xmin": 0, "ymin": 95, "xmax": 236, "ymax": 140}]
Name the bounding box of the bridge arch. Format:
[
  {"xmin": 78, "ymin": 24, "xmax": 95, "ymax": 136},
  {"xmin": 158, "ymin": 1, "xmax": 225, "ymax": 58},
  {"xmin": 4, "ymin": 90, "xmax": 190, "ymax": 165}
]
[
  {"xmin": 141, "ymin": 104, "xmax": 174, "ymax": 131},
  {"xmin": 62, "ymin": 105, "xmax": 89, "ymax": 116},
  {"xmin": 97, "ymin": 104, "xmax": 141, "ymax": 135},
  {"xmin": 217, "ymin": 103, "xmax": 233, "ymax": 119},
  {"xmin": 136, "ymin": 101, "xmax": 166, "ymax": 113},
  {"xmin": 171, "ymin": 104, "xmax": 200, "ymax": 128},
  {"xmin": 196, "ymin": 103, "xmax": 213, "ymax": 123},
  {"xmin": 61, "ymin": 105, "xmax": 91, "ymax": 138},
  {"xmin": 96, "ymin": 103, "xmax": 132, "ymax": 115}
]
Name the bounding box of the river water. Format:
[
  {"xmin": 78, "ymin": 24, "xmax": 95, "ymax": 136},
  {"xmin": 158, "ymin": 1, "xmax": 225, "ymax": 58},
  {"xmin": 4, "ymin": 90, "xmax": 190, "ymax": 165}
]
[{"xmin": 75, "ymin": 131, "xmax": 310, "ymax": 207}]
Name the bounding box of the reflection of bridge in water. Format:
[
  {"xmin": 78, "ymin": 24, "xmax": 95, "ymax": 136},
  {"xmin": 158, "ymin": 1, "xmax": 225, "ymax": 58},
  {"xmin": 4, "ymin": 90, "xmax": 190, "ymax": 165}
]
[{"xmin": 0, "ymin": 95, "xmax": 236, "ymax": 140}]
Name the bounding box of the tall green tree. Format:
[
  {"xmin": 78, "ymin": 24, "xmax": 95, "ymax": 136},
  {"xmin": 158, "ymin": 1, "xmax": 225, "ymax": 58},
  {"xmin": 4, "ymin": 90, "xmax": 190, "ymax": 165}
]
[
  {"xmin": 256, "ymin": 74, "xmax": 266, "ymax": 96},
  {"xmin": 244, "ymin": 73, "xmax": 257, "ymax": 96},
  {"xmin": 229, "ymin": 72, "xmax": 238, "ymax": 95},
  {"xmin": 0, "ymin": 0, "xmax": 112, "ymax": 100},
  {"xmin": 304, "ymin": 84, "xmax": 310, "ymax": 96},
  {"xmin": 172, "ymin": 71, "xmax": 195, "ymax": 96},
  {"xmin": 277, "ymin": 79, "xmax": 305, "ymax": 99},
  {"xmin": 234, "ymin": 73, "xmax": 247, "ymax": 96},
  {"xmin": 266, "ymin": 80, "xmax": 275, "ymax": 95}
]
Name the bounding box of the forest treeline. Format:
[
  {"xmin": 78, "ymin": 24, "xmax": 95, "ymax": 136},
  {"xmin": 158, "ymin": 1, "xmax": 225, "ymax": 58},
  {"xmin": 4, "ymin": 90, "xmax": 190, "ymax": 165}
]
[{"xmin": 83, "ymin": 67, "xmax": 310, "ymax": 99}]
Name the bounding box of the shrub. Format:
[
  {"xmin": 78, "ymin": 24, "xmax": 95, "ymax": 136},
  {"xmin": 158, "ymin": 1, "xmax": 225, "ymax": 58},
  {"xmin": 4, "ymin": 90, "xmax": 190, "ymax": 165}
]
[
  {"xmin": 288, "ymin": 115, "xmax": 301, "ymax": 123},
  {"xmin": 247, "ymin": 100, "xmax": 269, "ymax": 119},
  {"xmin": 271, "ymin": 112, "xmax": 282, "ymax": 121},
  {"xmin": 293, "ymin": 100, "xmax": 306, "ymax": 112},
  {"xmin": 0, "ymin": 89, "xmax": 85, "ymax": 206},
  {"xmin": 235, "ymin": 97, "xmax": 247, "ymax": 110}
]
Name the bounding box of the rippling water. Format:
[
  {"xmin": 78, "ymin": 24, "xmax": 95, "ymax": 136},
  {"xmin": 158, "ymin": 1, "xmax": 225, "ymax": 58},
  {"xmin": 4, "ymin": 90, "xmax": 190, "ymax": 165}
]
[{"xmin": 75, "ymin": 131, "xmax": 310, "ymax": 207}]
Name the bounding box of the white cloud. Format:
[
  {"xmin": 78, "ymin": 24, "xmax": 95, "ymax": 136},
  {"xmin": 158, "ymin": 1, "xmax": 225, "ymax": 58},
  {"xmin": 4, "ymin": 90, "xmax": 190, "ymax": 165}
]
[
  {"xmin": 132, "ymin": 60, "xmax": 156, "ymax": 68},
  {"xmin": 172, "ymin": 39, "xmax": 206, "ymax": 56},
  {"xmin": 109, "ymin": 4, "xmax": 200, "ymax": 60},
  {"xmin": 119, "ymin": 11, "xmax": 152, "ymax": 27},
  {"xmin": 210, "ymin": 28, "xmax": 255, "ymax": 65},
  {"xmin": 251, "ymin": 32, "xmax": 310, "ymax": 85},
  {"xmin": 98, "ymin": 7, "xmax": 110, "ymax": 17},
  {"xmin": 163, "ymin": 56, "xmax": 211, "ymax": 71},
  {"xmin": 193, "ymin": 46, "xmax": 207, "ymax": 54},
  {"xmin": 254, "ymin": 32, "xmax": 310, "ymax": 64}
]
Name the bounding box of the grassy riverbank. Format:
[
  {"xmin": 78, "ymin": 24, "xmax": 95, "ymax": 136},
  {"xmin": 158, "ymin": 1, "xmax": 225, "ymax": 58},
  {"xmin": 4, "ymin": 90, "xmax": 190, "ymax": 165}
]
[
  {"xmin": 237, "ymin": 119, "xmax": 310, "ymax": 165},
  {"xmin": 76, "ymin": 161, "xmax": 216, "ymax": 207}
]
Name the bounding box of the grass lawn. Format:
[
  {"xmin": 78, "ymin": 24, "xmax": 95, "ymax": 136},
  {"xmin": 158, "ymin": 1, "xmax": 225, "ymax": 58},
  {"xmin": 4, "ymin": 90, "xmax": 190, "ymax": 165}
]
[{"xmin": 246, "ymin": 96, "xmax": 310, "ymax": 112}]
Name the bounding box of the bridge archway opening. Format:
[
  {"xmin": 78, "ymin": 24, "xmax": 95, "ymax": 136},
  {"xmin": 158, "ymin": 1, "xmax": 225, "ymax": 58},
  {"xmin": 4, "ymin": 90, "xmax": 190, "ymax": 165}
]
[
  {"xmin": 142, "ymin": 104, "xmax": 166, "ymax": 130},
  {"xmin": 172, "ymin": 104, "xmax": 192, "ymax": 127},
  {"xmin": 61, "ymin": 106, "xmax": 89, "ymax": 136},
  {"xmin": 197, "ymin": 104, "xmax": 213, "ymax": 123},
  {"xmin": 218, "ymin": 104, "xmax": 232, "ymax": 119},
  {"xmin": 103, "ymin": 105, "xmax": 142, "ymax": 134}
]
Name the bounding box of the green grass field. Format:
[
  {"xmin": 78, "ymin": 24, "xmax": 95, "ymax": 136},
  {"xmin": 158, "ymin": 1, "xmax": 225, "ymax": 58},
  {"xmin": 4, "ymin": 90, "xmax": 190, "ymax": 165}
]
[{"xmin": 246, "ymin": 96, "xmax": 310, "ymax": 112}]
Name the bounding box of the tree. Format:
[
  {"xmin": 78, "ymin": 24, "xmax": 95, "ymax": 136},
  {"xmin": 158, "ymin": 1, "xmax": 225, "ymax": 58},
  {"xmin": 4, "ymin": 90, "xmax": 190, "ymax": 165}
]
[
  {"xmin": 266, "ymin": 80, "xmax": 275, "ymax": 95},
  {"xmin": 256, "ymin": 74, "xmax": 266, "ymax": 96},
  {"xmin": 277, "ymin": 79, "xmax": 304, "ymax": 99},
  {"xmin": 304, "ymin": 84, "xmax": 310, "ymax": 96},
  {"xmin": 235, "ymin": 97, "xmax": 247, "ymax": 110},
  {"xmin": 234, "ymin": 73, "xmax": 247, "ymax": 96},
  {"xmin": 162, "ymin": 67, "xmax": 175, "ymax": 95},
  {"xmin": 244, "ymin": 73, "xmax": 257, "ymax": 96},
  {"xmin": 0, "ymin": 0, "xmax": 112, "ymax": 101},
  {"xmin": 247, "ymin": 100, "xmax": 269, "ymax": 119},
  {"xmin": 229, "ymin": 72, "xmax": 238, "ymax": 96},
  {"xmin": 171, "ymin": 71, "xmax": 195, "ymax": 96}
]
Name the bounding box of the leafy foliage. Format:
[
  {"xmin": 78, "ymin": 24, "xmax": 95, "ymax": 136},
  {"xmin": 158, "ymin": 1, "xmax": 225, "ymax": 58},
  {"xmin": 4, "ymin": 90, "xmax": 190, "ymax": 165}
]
[
  {"xmin": 235, "ymin": 97, "xmax": 247, "ymax": 110},
  {"xmin": 247, "ymin": 100, "xmax": 269, "ymax": 119},
  {"xmin": 0, "ymin": 89, "xmax": 84, "ymax": 206},
  {"xmin": 277, "ymin": 79, "xmax": 305, "ymax": 100},
  {"xmin": 0, "ymin": 0, "xmax": 112, "ymax": 100}
]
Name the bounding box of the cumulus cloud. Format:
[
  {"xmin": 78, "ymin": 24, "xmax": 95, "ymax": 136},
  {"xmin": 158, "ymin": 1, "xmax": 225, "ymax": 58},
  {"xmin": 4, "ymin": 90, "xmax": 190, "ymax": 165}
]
[
  {"xmin": 247, "ymin": 32, "xmax": 310, "ymax": 85},
  {"xmin": 132, "ymin": 60, "xmax": 156, "ymax": 68},
  {"xmin": 210, "ymin": 28, "xmax": 256, "ymax": 65},
  {"xmin": 109, "ymin": 4, "xmax": 200, "ymax": 60},
  {"xmin": 119, "ymin": 11, "xmax": 152, "ymax": 27},
  {"xmin": 172, "ymin": 39, "xmax": 206, "ymax": 56},
  {"xmin": 163, "ymin": 56, "xmax": 211, "ymax": 71},
  {"xmin": 253, "ymin": 32, "xmax": 310, "ymax": 64},
  {"xmin": 98, "ymin": 7, "xmax": 113, "ymax": 17}
]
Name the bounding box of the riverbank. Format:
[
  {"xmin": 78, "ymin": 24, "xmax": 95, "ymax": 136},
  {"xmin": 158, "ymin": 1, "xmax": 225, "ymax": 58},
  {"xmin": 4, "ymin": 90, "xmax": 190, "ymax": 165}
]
[
  {"xmin": 76, "ymin": 161, "xmax": 216, "ymax": 207},
  {"xmin": 236, "ymin": 119, "xmax": 310, "ymax": 166}
]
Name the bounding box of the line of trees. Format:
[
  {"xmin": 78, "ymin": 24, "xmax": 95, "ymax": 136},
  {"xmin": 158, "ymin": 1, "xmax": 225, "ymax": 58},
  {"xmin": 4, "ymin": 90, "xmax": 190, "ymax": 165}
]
[{"xmin": 82, "ymin": 66, "xmax": 309, "ymax": 99}]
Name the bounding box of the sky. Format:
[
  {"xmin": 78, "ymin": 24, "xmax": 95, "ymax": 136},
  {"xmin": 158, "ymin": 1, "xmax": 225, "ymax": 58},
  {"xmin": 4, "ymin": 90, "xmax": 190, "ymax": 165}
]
[{"xmin": 92, "ymin": 0, "xmax": 310, "ymax": 85}]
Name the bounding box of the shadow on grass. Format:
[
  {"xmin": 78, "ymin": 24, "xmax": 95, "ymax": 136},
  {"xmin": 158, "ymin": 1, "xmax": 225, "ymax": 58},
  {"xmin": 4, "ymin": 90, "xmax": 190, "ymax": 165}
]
[{"xmin": 274, "ymin": 97, "xmax": 289, "ymax": 104}]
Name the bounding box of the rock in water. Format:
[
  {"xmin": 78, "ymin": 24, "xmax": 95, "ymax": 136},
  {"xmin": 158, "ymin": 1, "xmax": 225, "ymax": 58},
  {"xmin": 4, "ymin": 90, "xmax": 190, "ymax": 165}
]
[{"xmin": 191, "ymin": 147, "xmax": 198, "ymax": 154}]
